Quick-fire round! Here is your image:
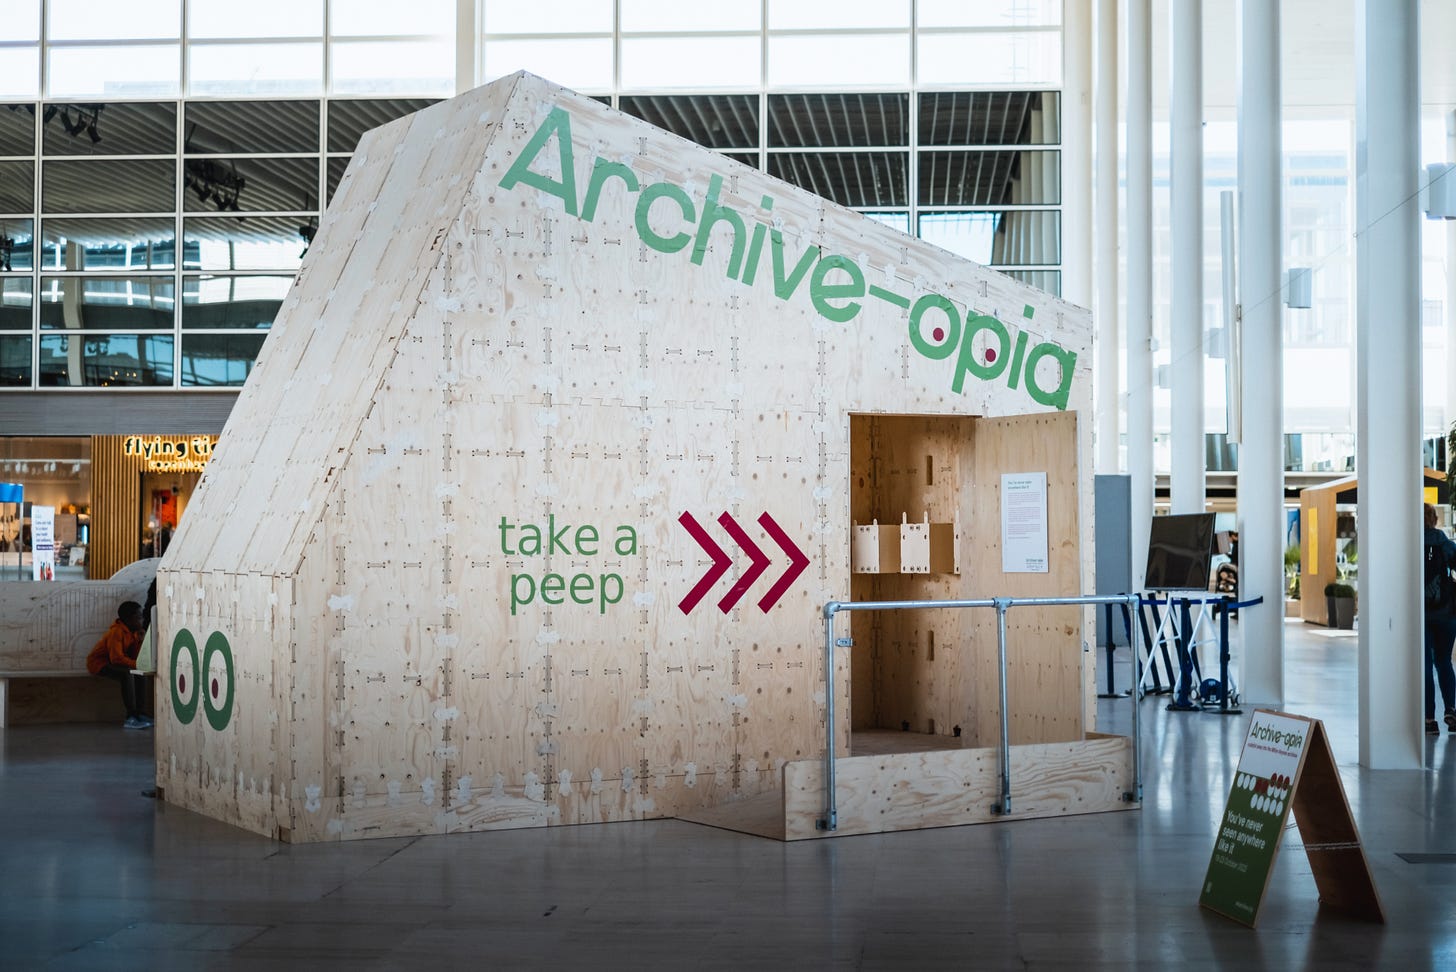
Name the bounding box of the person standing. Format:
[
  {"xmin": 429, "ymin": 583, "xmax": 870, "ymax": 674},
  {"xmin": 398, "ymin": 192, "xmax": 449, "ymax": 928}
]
[
  {"xmin": 1422, "ymin": 503, "xmax": 1456, "ymax": 735},
  {"xmin": 86, "ymin": 601, "xmax": 151, "ymax": 730}
]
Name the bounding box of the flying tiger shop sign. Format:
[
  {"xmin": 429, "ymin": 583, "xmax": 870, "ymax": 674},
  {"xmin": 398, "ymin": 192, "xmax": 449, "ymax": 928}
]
[
  {"xmin": 123, "ymin": 435, "xmax": 217, "ymax": 473},
  {"xmin": 497, "ymin": 106, "xmax": 1080, "ymax": 410}
]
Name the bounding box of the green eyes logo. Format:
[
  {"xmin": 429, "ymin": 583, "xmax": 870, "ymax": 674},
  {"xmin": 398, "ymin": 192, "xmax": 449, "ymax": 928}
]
[{"xmin": 170, "ymin": 628, "xmax": 235, "ymax": 730}]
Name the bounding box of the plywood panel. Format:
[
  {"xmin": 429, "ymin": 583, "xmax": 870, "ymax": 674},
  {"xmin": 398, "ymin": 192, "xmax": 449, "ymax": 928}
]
[
  {"xmin": 153, "ymin": 567, "xmax": 280, "ymax": 838},
  {"xmin": 782, "ymin": 735, "xmax": 1134, "ymax": 840},
  {"xmin": 970, "ymin": 413, "xmax": 1084, "ymax": 746}
]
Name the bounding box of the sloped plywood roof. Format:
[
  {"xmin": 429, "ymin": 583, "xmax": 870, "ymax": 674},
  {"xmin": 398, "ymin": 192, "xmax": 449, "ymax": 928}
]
[{"xmin": 163, "ymin": 75, "xmax": 525, "ymax": 575}]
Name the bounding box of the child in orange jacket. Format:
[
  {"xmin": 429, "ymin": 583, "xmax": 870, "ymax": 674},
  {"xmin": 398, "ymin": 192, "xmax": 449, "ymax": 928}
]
[{"xmin": 87, "ymin": 601, "xmax": 150, "ymax": 729}]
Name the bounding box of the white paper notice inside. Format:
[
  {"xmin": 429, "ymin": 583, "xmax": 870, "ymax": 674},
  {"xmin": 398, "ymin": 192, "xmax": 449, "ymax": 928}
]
[{"xmin": 1001, "ymin": 473, "xmax": 1048, "ymax": 573}]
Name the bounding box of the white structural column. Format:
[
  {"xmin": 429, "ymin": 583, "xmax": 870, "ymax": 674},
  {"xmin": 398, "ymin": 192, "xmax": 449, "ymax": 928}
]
[
  {"xmin": 455, "ymin": 0, "xmax": 478, "ymax": 94},
  {"xmin": 1446, "ymin": 111, "xmax": 1456, "ymax": 430},
  {"xmin": 1127, "ymin": 0, "xmax": 1154, "ymax": 586},
  {"xmin": 1094, "ymin": 0, "xmax": 1120, "ymax": 475},
  {"xmin": 1062, "ymin": 0, "xmax": 1093, "ymax": 310},
  {"xmin": 1355, "ymin": 0, "xmax": 1423, "ymax": 769},
  {"xmin": 1170, "ymin": 0, "xmax": 1205, "ymax": 514},
  {"xmin": 1235, "ymin": 0, "xmax": 1283, "ymax": 703}
]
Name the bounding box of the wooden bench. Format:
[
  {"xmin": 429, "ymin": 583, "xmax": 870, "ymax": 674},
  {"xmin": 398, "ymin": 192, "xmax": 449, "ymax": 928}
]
[
  {"xmin": 0, "ymin": 670, "xmax": 128, "ymax": 727},
  {"xmin": 0, "ymin": 559, "xmax": 157, "ymax": 727}
]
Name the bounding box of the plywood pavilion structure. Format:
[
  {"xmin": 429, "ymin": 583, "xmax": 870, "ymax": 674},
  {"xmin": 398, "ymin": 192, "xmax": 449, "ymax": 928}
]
[{"xmin": 155, "ymin": 72, "xmax": 1135, "ymax": 842}]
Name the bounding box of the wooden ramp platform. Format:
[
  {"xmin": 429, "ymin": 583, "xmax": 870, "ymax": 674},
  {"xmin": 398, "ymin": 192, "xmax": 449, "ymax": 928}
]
[
  {"xmin": 677, "ymin": 791, "xmax": 786, "ymax": 840},
  {"xmin": 678, "ymin": 734, "xmax": 1137, "ymax": 841}
]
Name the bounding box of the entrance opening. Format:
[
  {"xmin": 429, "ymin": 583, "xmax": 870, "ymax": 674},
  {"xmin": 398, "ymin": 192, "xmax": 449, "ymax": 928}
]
[
  {"xmin": 849, "ymin": 414, "xmax": 973, "ymax": 756},
  {"xmin": 847, "ymin": 411, "xmax": 1085, "ymax": 756}
]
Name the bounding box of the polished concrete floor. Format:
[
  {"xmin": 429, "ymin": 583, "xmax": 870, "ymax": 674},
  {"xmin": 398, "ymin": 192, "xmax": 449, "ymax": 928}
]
[{"xmin": 3, "ymin": 619, "xmax": 1455, "ymax": 970}]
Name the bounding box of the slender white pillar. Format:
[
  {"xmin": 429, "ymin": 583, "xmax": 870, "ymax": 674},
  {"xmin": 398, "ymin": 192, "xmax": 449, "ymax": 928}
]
[
  {"xmin": 1095, "ymin": 0, "xmax": 1121, "ymax": 476},
  {"xmin": 1356, "ymin": 0, "xmax": 1423, "ymax": 769},
  {"xmin": 1235, "ymin": 0, "xmax": 1283, "ymax": 704},
  {"xmin": 1062, "ymin": 0, "xmax": 1093, "ymax": 310},
  {"xmin": 456, "ymin": 0, "xmax": 478, "ymax": 94},
  {"xmin": 1446, "ymin": 112, "xmax": 1456, "ymax": 436},
  {"xmin": 1170, "ymin": 0, "xmax": 1205, "ymax": 514},
  {"xmin": 1127, "ymin": 0, "xmax": 1154, "ymax": 587}
]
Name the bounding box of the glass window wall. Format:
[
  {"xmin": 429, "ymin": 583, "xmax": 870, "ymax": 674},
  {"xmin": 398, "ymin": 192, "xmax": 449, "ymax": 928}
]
[{"xmin": 0, "ymin": 4, "xmax": 1066, "ymax": 391}]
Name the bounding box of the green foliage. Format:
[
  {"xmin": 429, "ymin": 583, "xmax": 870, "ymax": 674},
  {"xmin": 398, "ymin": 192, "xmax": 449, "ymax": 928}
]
[
  {"xmin": 1284, "ymin": 542, "xmax": 1302, "ymax": 570},
  {"xmin": 1448, "ymin": 418, "xmax": 1456, "ymax": 517},
  {"xmin": 1324, "ymin": 582, "xmax": 1355, "ymax": 599}
]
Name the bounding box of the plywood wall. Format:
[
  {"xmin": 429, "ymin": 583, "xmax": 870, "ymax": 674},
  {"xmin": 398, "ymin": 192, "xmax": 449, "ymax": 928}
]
[
  {"xmin": 153, "ymin": 568, "xmax": 287, "ymax": 837},
  {"xmin": 156, "ymin": 73, "xmax": 1095, "ymax": 841}
]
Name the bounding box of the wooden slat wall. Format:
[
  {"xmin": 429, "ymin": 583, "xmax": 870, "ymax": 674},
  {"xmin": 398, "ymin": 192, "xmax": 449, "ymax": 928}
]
[{"xmin": 89, "ymin": 435, "xmax": 141, "ymax": 581}]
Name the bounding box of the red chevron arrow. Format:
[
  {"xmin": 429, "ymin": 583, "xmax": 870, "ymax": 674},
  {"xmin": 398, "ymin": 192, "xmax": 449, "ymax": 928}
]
[
  {"xmin": 678, "ymin": 512, "xmax": 731, "ymax": 615},
  {"xmin": 716, "ymin": 512, "xmax": 770, "ymax": 613},
  {"xmin": 757, "ymin": 512, "xmax": 809, "ymax": 612}
]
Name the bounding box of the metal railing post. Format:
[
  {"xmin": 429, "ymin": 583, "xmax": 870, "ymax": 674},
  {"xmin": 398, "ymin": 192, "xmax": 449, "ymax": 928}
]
[
  {"xmin": 994, "ymin": 596, "xmax": 1012, "ymax": 815},
  {"xmin": 1128, "ymin": 592, "xmax": 1143, "ymax": 804},
  {"xmin": 819, "ymin": 602, "xmax": 839, "ymax": 831}
]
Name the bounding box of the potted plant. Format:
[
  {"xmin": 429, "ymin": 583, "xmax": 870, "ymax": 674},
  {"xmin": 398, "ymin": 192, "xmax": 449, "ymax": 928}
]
[
  {"xmin": 1324, "ymin": 581, "xmax": 1356, "ymax": 629},
  {"xmin": 1284, "ymin": 542, "xmax": 1301, "ymax": 598}
]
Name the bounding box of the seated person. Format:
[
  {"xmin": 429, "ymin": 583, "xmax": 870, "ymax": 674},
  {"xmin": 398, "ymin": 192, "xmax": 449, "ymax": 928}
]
[{"xmin": 86, "ymin": 601, "xmax": 151, "ymax": 730}]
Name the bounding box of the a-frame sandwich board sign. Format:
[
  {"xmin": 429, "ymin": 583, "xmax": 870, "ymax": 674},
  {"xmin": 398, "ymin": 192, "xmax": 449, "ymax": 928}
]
[{"xmin": 1200, "ymin": 709, "xmax": 1384, "ymax": 927}]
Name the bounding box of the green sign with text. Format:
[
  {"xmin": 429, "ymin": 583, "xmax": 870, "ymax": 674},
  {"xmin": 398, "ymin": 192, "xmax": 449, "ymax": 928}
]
[{"xmin": 1199, "ymin": 710, "xmax": 1312, "ymax": 926}]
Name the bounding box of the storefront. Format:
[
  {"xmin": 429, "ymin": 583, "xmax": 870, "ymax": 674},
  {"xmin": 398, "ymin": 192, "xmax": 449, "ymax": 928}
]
[{"xmin": 0, "ymin": 433, "xmax": 216, "ymax": 580}]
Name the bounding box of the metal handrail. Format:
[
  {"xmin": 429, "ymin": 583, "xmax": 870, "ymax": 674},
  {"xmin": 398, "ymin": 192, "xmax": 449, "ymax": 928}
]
[{"xmin": 818, "ymin": 593, "xmax": 1144, "ymax": 832}]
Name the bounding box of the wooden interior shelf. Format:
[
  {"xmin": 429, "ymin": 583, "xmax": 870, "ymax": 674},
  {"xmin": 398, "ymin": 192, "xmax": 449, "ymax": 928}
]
[{"xmin": 852, "ymin": 513, "xmax": 960, "ymax": 575}]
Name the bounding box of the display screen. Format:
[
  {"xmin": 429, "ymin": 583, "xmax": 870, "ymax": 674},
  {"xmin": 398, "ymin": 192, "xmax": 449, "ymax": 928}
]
[{"xmin": 1144, "ymin": 513, "xmax": 1216, "ymax": 591}]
